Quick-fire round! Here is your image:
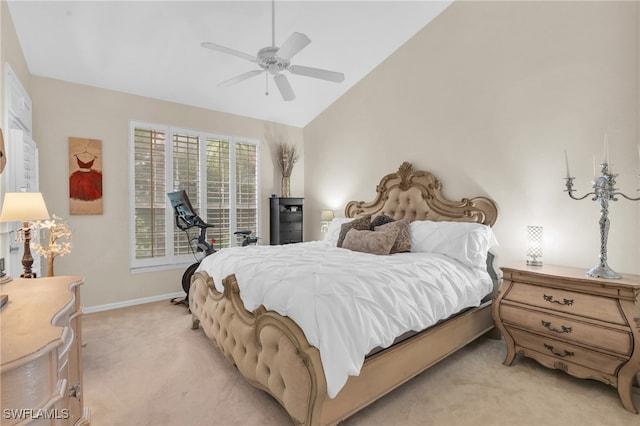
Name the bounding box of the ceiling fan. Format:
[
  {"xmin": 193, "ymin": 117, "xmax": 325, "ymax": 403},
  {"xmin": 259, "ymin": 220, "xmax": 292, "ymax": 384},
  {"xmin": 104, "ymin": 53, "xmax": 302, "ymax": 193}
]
[{"xmin": 201, "ymin": 0, "xmax": 345, "ymax": 102}]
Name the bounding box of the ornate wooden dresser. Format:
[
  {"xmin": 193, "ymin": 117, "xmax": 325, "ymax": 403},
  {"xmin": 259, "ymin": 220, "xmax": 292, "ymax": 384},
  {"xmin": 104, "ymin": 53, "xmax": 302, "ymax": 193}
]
[
  {"xmin": 1, "ymin": 276, "xmax": 90, "ymax": 425},
  {"xmin": 493, "ymin": 263, "xmax": 640, "ymax": 414}
]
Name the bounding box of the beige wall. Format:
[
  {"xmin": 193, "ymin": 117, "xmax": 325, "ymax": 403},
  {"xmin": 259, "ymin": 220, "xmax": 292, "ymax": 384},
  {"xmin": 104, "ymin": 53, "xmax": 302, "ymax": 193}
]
[
  {"xmin": 304, "ymin": 1, "xmax": 640, "ymax": 275},
  {"xmin": 29, "ymin": 77, "xmax": 303, "ymax": 308},
  {"xmin": 3, "ymin": 1, "xmax": 639, "ymax": 309},
  {"xmin": 1, "ymin": 0, "xmax": 30, "ymax": 94}
]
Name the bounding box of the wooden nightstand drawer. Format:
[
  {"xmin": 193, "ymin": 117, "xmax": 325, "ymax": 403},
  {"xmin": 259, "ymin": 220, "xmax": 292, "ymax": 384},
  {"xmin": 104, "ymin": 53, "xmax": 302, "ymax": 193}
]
[
  {"xmin": 500, "ymin": 304, "xmax": 632, "ymax": 356},
  {"xmin": 504, "ymin": 282, "xmax": 626, "ymax": 325},
  {"xmin": 507, "ymin": 327, "xmax": 627, "ymax": 376}
]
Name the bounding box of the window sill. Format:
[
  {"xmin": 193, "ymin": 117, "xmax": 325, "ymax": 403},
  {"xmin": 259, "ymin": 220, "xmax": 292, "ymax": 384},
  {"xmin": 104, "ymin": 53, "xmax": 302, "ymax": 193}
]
[{"xmin": 130, "ymin": 262, "xmax": 194, "ymax": 274}]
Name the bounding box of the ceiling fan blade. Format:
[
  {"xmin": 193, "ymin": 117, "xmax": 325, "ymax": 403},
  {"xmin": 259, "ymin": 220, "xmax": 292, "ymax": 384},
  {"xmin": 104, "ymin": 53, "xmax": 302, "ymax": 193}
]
[
  {"xmin": 218, "ymin": 70, "xmax": 265, "ymax": 88},
  {"xmin": 289, "ymin": 65, "xmax": 345, "ymax": 83},
  {"xmin": 201, "ymin": 42, "xmax": 257, "ymax": 63},
  {"xmin": 273, "ymin": 74, "xmax": 296, "ymax": 102},
  {"xmin": 276, "ymin": 32, "xmax": 311, "ymax": 61}
]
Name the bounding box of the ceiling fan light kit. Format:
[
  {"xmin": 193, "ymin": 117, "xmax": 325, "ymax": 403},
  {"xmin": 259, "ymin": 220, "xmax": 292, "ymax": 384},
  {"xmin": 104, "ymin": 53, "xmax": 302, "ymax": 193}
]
[{"xmin": 201, "ymin": 1, "xmax": 344, "ymax": 102}]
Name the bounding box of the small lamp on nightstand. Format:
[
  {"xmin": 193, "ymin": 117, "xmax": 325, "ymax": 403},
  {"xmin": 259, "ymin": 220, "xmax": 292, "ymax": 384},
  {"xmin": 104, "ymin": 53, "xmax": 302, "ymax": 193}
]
[
  {"xmin": 0, "ymin": 192, "xmax": 50, "ymax": 278},
  {"xmin": 526, "ymin": 225, "xmax": 543, "ymax": 266},
  {"xmin": 320, "ymin": 210, "xmax": 334, "ymax": 233}
]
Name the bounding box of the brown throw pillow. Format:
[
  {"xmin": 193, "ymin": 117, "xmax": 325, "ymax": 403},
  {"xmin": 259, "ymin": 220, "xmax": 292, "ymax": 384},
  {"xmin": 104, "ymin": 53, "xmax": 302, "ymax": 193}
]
[
  {"xmin": 337, "ymin": 215, "xmax": 371, "ymax": 247},
  {"xmin": 342, "ymin": 227, "xmax": 400, "ymax": 255},
  {"xmin": 369, "ymin": 214, "xmax": 395, "ymax": 229},
  {"xmin": 375, "ymin": 219, "xmax": 411, "ymax": 253}
]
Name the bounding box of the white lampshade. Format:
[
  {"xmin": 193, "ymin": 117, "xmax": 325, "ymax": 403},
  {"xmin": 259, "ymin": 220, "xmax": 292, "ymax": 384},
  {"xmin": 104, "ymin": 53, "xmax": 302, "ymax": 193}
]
[
  {"xmin": 320, "ymin": 210, "xmax": 335, "ymax": 222},
  {"xmin": 0, "ymin": 192, "xmax": 50, "ymax": 222}
]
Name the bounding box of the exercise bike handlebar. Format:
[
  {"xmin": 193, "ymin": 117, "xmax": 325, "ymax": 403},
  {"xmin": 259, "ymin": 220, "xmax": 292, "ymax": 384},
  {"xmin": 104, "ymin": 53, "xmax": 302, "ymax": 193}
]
[
  {"xmin": 175, "ymin": 213, "xmax": 215, "ymax": 231},
  {"xmin": 174, "ymin": 213, "xmax": 216, "ymax": 256}
]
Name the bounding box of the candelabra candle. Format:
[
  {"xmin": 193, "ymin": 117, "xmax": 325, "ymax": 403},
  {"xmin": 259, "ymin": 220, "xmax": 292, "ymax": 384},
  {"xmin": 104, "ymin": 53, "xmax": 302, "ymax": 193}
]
[{"xmin": 564, "ymin": 162, "xmax": 640, "ymax": 279}]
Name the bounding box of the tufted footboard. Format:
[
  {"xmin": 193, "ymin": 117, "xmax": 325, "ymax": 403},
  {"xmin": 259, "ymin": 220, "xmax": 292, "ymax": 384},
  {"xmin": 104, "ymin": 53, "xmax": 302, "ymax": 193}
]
[
  {"xmin": 189, "ymin": 269, "xmax": 496, "ymax": 426},
  {"xmin": 190, "ymin": 271, "xmax": 327, "ymax": 424}
]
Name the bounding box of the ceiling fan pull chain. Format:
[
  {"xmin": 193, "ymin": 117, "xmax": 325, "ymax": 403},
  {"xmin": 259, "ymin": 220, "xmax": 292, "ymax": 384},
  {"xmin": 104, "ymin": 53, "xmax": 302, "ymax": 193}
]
[{"xmin": 265, "ymin": 73, "xmax": 269, "ymax": 96}]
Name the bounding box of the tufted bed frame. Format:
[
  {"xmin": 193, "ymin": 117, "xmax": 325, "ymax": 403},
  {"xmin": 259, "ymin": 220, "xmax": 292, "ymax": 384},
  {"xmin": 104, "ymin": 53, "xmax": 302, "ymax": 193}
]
[{"xmin": 189, "ymin": 162, "xmax": 499, "ymax": 425}]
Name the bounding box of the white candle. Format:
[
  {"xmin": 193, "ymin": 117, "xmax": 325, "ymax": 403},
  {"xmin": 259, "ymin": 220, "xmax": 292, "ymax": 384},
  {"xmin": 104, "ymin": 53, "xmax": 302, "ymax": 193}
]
[
  {"xmin": 593, "ymin": 154, "xmax": 596, "ymax": 179},
  {"xmin": 564, "ymin": 149, "xmax": 571, "ymax": 178},
  {"xmin": 637, "ymin": 144, "xmax": 640, "ymax": 175},
  {"xmin": 603, "ymin": 134, "xmax": 609, "ymax": 164}
]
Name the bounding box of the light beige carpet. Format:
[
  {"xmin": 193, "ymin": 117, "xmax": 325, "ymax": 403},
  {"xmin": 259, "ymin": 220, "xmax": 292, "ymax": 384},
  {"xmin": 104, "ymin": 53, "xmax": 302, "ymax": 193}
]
[{"xmin": 82, "ymin": 300, "xmax": 639, "ymax": 426}]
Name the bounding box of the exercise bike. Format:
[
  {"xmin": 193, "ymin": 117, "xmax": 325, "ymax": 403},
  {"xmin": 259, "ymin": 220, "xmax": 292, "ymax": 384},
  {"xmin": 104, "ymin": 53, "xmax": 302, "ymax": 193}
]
[
  {"xmin": 167, "ymin": 190, "xmax": 259, "ymax": 307},
  {"xmin": 234, "ymin": 229, "xmax": 259, "ymax": 246},
  {"xmin": 167, "ymin": 190, "xmax": 216, "ymax": 306}
]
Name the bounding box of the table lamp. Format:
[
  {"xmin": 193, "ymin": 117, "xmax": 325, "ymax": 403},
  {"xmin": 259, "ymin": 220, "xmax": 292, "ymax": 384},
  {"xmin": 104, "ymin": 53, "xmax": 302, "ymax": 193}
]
[
  {"xmin": 320, "ymin": 210, "xmax": 334, "ymax": 232},
  {"xmin": 0, "ymin": 192, "xmax": 50, "ymax": 278}
]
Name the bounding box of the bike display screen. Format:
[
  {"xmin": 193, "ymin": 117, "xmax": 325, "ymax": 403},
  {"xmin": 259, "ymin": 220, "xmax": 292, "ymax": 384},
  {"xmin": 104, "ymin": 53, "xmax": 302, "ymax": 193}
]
[{"xmin": 167, "ymin": 190, "xmax": 198, "ymax": 222}]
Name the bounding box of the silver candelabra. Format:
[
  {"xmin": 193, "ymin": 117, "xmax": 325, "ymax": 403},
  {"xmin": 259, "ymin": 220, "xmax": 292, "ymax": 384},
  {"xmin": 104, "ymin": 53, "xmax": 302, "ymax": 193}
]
[{"xmin": 564, "ymin": 162, "xmax": 640, "ymax": 279}]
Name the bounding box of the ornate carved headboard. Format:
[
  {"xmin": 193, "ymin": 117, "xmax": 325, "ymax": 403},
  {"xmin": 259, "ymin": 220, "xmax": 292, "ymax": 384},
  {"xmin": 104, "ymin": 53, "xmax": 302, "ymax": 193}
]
[{"xmin": 345, "ymin": 162, "xmax": 498, "ymax": 227}]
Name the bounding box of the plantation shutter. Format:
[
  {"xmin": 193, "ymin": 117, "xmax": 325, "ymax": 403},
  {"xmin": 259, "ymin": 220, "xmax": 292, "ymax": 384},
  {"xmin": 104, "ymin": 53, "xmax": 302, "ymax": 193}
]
[
  {"xmin": 205, "ymin": 137, "xmax": 231, "ymax": 247},
  {"xmin": 133, "ymin": 128, "xmax": 166, "ymax": 259},
  {"xmin": 235, "ymin": 141, "xmax": 258, "ymax": 238},
  {"xmin": 173, "ymin": 132, "xmax": 200, "ymax": 255},
  {"xmin": 130, "ymin": 121, "xmax": 260, "ymax": 271}
]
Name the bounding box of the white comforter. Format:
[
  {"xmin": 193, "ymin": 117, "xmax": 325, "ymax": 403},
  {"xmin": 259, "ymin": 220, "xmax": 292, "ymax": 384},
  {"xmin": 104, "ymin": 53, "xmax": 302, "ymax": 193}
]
[{"xmin": 196, "ymin": 241, "xmax": 493, "ymax": 398}]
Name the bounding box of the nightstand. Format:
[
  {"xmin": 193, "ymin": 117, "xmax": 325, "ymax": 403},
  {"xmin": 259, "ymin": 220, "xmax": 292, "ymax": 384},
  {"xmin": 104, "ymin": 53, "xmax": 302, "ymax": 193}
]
[{"xmin": 493, "ymin": 263, "xmax": 640, "ymax": 414}]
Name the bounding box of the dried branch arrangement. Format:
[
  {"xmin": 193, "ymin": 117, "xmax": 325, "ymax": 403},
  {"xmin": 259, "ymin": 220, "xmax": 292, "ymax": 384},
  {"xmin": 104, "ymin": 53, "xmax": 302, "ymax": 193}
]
[{"xmin": 276, "ymin": 143, "xmax": 299, "ymax": 177}]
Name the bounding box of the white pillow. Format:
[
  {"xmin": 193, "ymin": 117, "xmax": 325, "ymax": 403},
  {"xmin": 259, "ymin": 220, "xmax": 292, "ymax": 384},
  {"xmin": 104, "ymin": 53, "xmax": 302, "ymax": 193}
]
[
  {"xmin": 410, "ymin": 220, "xmax": 498, "ymax": 269},
  {"xmin": 324, "ymin": 218, "xmax": 354, "ymax": 245}
]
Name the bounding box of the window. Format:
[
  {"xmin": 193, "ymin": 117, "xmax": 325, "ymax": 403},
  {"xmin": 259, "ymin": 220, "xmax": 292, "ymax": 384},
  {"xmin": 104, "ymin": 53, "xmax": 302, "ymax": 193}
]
[{"xmin": 129, "ymin": 121, "xmax": 259, "ymax": 271}]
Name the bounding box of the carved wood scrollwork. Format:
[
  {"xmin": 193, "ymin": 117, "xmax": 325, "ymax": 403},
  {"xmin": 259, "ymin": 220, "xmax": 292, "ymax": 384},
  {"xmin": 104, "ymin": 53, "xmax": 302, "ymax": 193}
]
[
  {"xmin": 344, "ymin": 162, "xmax": 498, "ymax": 226},
  {"xmin": 553, "ymin": 361, "xmax": 569, "ymax": 372},
  {"xmin": 492, "ymin": 289, "xmax": 502, "ymax": 305}
]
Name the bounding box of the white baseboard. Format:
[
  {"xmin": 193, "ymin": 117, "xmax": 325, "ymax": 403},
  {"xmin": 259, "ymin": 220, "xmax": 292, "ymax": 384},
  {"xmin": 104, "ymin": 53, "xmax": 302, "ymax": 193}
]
[{"xmin": 83, "ymin": 291, "xmax": 186, "ymax": 314}]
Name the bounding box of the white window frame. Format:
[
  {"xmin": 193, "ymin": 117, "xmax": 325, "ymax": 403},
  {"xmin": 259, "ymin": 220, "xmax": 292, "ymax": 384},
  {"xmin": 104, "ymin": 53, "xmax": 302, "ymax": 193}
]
[{"xmin": 128, "ymin": 120, "xmax": 260, "ymax": 273}]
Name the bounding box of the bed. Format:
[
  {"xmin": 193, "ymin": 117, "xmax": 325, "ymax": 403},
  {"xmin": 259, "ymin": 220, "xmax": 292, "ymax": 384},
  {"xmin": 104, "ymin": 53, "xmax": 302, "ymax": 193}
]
[{"xmin": 189, "ymin": 162, "xmax": 499, "ymax": 425}]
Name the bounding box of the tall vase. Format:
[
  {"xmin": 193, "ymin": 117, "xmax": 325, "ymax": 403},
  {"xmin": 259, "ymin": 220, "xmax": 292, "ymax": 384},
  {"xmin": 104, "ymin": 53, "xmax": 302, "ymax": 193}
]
[{"xmin": 281, "ymin": 175, "xmax": 291, "ymax": 198}]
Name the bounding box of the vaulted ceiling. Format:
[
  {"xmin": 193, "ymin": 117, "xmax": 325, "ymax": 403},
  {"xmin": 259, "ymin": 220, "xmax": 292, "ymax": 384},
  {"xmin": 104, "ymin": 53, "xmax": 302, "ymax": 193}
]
[{"xmin": 7, "ymin": 1, "xmax": 452, "ymax": 127}]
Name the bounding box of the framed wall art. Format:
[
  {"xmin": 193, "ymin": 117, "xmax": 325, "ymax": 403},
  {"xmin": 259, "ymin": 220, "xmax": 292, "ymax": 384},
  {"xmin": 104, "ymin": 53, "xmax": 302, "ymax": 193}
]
[{"xmin": 69, "ymin": 137, "xmax": 103, "ymax": 215}]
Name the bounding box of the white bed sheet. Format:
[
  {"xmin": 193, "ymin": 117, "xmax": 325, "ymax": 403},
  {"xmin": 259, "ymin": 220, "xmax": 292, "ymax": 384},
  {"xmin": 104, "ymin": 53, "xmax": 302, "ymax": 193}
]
[{"xmin": 196, "ymin": 241, "xmax": 493, "ymax": 398}]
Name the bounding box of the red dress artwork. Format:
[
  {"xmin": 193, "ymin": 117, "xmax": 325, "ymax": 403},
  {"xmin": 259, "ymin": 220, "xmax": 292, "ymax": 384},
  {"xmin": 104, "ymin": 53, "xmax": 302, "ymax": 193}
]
[{"xmin": 70, "ymin": 156, "xmax": 102, "ymax": 201}]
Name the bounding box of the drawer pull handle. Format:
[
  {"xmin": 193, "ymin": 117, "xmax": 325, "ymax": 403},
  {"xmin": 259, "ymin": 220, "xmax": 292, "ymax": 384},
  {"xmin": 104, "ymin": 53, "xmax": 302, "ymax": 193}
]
[
  {"xmin": 543, "ymin": 343, "xmax": 574, "ymax": 358},
  {"xmin": 543, "ymin": 295, "xmax": 574, "ymax": 306},
  {"xmin": 541, "ymin": 320, "xmax": 572, "ymax": 334}
]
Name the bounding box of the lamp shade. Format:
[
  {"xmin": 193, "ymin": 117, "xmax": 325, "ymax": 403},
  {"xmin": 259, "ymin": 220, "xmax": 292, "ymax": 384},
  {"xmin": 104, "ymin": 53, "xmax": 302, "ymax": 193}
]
[
  {"xmin": 320, "ymin": 210, "xmax": 335, "ymax": 222},
  {"xmin": 0, "ymin": 192, "xmax": 50, "ymax": 222}
]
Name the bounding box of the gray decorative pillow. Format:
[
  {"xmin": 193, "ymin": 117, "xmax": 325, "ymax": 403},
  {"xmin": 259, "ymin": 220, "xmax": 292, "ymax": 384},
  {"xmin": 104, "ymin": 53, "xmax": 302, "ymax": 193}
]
[
  {"xmin": 375, "ymin": 219, "xmax": 411, "ymax": 253},
  {"xmin": 342, "ymin": 227, "xmax": 400, "ymax": 255},
  {"xmin": 337, "ymin": 215, "xmax": 371, "ymax": 247},
  {"xmin": 370, "ymin": 214, "xmax": 395, "ymax": 229}
]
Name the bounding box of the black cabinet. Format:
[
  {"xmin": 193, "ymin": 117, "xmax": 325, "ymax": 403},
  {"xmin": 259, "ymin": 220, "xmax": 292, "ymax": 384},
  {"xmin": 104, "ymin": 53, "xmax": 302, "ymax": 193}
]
[{"xmin": 270, "ymin": 197, "xmax": 304, "ymax": 245}]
